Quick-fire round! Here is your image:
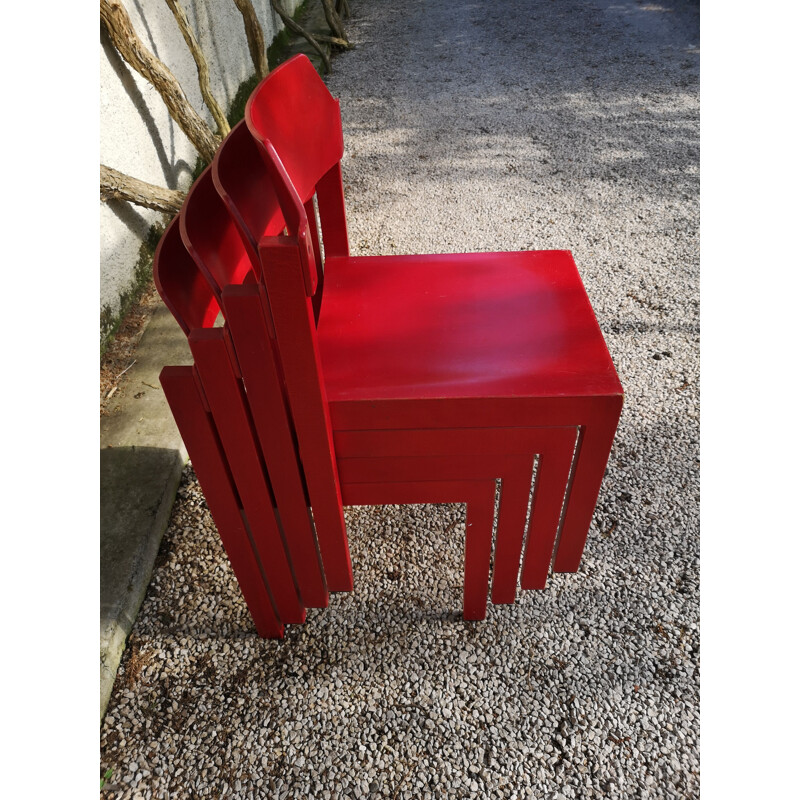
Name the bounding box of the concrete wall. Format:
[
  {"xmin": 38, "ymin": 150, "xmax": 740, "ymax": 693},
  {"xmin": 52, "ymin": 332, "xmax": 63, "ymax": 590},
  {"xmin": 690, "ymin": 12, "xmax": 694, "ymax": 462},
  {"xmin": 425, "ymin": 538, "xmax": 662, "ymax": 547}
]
[{"xmin": 100, "ymin": 0, "xmax": 302, "ymax": 341}]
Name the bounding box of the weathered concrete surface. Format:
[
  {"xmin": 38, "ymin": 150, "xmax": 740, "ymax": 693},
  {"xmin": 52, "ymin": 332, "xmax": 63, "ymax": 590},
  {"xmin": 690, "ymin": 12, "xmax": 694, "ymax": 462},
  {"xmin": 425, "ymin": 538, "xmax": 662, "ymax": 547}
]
[{"xmin": 100, "ymin": 305, "xmax": 190, "ymax": 720}]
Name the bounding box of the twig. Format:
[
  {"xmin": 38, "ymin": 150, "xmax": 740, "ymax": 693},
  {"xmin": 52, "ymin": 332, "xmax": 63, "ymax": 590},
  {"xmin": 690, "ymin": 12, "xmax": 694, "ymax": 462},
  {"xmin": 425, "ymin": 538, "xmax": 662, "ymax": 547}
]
[
  {"xmin": 101, "ymin": 164, "xmax": 186, "ymax": 213},
  {"xmin": 105, "ymin": 386, "xmax": 118, "ymax": 401},
  {"xmin": 142, "ymin": 381, "xmax": 160, "ymax": 390},
  {"xmin": 391, "ymin": 760, "xmax": 417, "ymax": 800},
  {"xmin": 164, "ymin": 0, "xmax": 230, "ymax": 136},
  {"xmin": 314, "ymin": 32, "xmax": 353, "ymax": 49},
  {"xmin": 116, "ymin": 360, "xmax": 136, "ymax": 379}
]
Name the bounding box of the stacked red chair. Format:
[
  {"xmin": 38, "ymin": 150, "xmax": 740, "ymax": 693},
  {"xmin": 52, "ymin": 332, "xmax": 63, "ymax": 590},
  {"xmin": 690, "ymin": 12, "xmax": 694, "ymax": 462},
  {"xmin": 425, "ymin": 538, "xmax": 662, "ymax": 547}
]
[{"xmin": 154, "ymin": 54, "xmax": 623, "ymax": 638}]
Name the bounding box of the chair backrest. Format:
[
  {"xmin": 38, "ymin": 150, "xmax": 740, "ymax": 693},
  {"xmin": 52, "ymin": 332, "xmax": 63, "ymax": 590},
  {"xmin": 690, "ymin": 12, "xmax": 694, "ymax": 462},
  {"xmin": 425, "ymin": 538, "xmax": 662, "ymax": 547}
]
[
  {"xmin": 245, "ymin": 55, "xmax": 343, "ymax": 208},
  {"xmin": 153, "ymin": 213, "xmax": 219, "ymax": 336},
  {"xmin": 244, "ymin": 65, "xmax": 353, "ymax": 567},
  {"xmin": 212, "ymin": 120, "xmax": 286, "ymax": 270},
  {"xmin": 245, "ymin": 55, "xmax": 350, "ymax": 300},
  {"xmin": 180, "ymin": 168, "xmax": 257, "ymax": 300}
]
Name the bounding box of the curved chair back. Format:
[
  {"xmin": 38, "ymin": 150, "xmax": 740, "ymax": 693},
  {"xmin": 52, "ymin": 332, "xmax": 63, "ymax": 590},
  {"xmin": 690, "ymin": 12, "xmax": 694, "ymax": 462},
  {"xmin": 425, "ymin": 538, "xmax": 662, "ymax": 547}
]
[
  {"xmin": 245, "ymin": 54, "xmax": 343, "ymax": 207},
  {"xmin": 180, "ymin": 168, "xmax": 256, "ymax": 301},
  {"xmin": 212, "ymin": 120, "xmax": 286, "ymax": 270},
  {"xmin": 153, "ymin": 213, "xmax": 219, "ymax": 336}
]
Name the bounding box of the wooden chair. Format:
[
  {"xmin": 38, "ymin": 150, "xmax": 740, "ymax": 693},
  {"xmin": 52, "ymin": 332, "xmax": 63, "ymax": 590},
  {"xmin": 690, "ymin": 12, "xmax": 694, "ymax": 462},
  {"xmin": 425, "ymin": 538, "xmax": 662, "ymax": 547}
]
[
  {"xmin": 154, "ymin": 216, "xmax": 285, "ymax": 637},
  {"xmin": 155, "ymin": 54, "xmax": 623, "ymax": 635},
  {"xmin": 241, "ymin": 54, "xmax": 623, "ymax": 598},
  {"xmin": 178, "ymin": 164, "xmax": 580, "ymax": 621}
]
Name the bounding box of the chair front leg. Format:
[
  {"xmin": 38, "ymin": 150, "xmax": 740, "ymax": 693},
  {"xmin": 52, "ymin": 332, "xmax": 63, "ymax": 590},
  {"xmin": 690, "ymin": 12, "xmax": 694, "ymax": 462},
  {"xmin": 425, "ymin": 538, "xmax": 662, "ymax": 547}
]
[
  {"xmin": 462, "ymin": 481, "xmax": 499, "ymax": 622},
  {"xmin": 520, "ymin": 433, "xmax": 578, "ymax": 590},
  {"xmin": 489, "ymin": 459, "xmax": 534, "ymax": 605},
  {"xmin": 551, "ymin": 398, "xmax": 623, "ymax": 573}
]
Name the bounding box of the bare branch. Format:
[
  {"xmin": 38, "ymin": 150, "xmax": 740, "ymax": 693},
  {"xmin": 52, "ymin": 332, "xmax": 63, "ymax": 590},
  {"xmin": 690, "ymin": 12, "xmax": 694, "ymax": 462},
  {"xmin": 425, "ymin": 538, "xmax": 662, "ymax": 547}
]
[
  {"xmin": 270, "ymin": 0, "xmax": 331, "ymax": 73},
  {"xmin": 164, "ymin": 0, "xmax": 230, "ymax": 136},
  {"xmin": 314, "ymin": 32, "xmax": 353, "ymax": 49},
  {"xmin": 320, "ymin": 0, "xmax": 349, "ymax": 44},
  {"xmin": 101, "ymin": 164, "xmax": 186, "ymax": 213},
  {"xmin": 232, "ymin": 0, "xmax": 269, "ymax": 80},
  {"xmin": 100, "ymin": 0, "xmax": 220, "ymax": 163}
]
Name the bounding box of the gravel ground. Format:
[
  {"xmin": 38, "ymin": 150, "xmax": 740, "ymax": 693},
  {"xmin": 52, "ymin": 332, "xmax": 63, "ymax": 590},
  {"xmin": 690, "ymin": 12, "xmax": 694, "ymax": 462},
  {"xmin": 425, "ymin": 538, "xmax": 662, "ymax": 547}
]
[{"xmin": 100, "ymin": 0, "xmax": 700, "ymax": 797}]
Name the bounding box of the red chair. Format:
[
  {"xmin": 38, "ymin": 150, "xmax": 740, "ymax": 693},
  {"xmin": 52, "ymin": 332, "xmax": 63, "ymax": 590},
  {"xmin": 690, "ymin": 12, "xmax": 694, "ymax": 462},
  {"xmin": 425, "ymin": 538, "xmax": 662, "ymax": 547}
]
[
  {"xmin": 242, "ymin": 54, "xmax": 623, "ymax": 601},
  {"xmin": 155, "ymin": 54, "xmax": 623, "ymax": 635},
  {"xmin": 210, "ymin": 122, "xmax": 589, "ymax": 621},
  {"xmin": 156, "ymin": 213, "xmax": 571, "ymax": 622},
  {"xmin": 180, "ymin": 160, "xmax": 579, "ymax": 620},
  {"xmin": 154, "ymin": 217, "xmax": 285, "ymax": 638}
]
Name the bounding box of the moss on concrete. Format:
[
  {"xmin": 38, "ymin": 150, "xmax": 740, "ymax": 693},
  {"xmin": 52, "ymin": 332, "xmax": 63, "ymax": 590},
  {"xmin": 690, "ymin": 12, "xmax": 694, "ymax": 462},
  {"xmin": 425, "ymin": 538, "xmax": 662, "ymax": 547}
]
[{"xmin": 100, "ymin": 222, "xmax": 166, "ymax": 355}]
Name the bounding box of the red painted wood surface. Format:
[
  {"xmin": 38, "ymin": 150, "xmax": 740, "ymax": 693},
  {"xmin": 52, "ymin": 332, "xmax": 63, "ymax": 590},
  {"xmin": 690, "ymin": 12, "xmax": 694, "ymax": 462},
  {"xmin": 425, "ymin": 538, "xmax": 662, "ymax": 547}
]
[
  {"xmin": 222, "ymin": 284, "xmax": 328, "ymax": 608},
  {"xmin": 245, "ymin": 54, "xmax": 344, "ymax": 208},
  {"xmin": 153, "ymin": 215, "xmax": 219, "ymax": 335},
  {"xmin": 181, "ymin": 169, "xmax": 256, "ymax": 303},
  {"xmin": 180, "ymin": 161, "xmax": 329, "ymax": 607},
  {"xmin": 160, "ymin": 366, "xmax": 283, "ymax": 638},
  {"xmin": 550, "ymin": 407, "xmax": 622, "ymax": 574},
  {"xmin": 314, "ymin": 162, "xmax": 349, "ymax": 258},
  {"xmin": 258, "ymin": 236, "xmax": 353, "ymax": 592},
  {"xmin": 335, "ymin": 426, "xmax": 578, "ymax": 602},
  {"xmin": 188, "ymin": 328, "xmax": 306, "ymax": 624},
  {"xmin": 211, "ymin": 120, "xmax": 285, "ymax": 276},
  {"xmin": 317, "ymin": 250, "xmax": 620, "ymax": 402},
  {"xmin": 330, "ymin": 396, "xmax": 623, "ymax": 574}
]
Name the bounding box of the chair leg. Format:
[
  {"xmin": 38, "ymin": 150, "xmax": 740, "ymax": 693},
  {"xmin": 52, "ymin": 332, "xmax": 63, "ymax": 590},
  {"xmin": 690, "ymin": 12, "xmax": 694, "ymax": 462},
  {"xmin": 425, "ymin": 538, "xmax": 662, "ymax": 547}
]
[
  {"xmin": 189, "ymin": 329, "xmax": 306, "ymax": 624},
  {"xmin": 259, "ymin": 237, "xmax": 354, "ymax": 592},
  {"xmin": 462, "ymin": 481, "xmax": 497, "ymax": 621},
  {"xmin": 552, "ymin": 400, "xmax": 622, "ymax": 573},
  {"xmin": 160, "ymin": 366, "xmax": 284, "ymax": 639},
  {"xmin": 490, "ymin": 460, "xmax": 534, "ymax": 605},
  {"xmin": 222, "ymin": 285, "xmax": 328, "ymax": 608},
  {"xmin": 520, "ymin": 436, "xmax": 577, "ymax": 590},
  {"xmin": 341, "ymin": 479, "xmax": 497, "ymax": 621}
]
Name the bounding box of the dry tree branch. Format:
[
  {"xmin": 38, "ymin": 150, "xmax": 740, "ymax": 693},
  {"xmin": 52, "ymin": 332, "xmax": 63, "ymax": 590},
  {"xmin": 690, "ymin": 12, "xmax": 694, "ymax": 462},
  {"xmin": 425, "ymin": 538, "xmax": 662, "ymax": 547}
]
[
  {"xmin": 100, "ymin": 0, "xmax": 221, "ymax": 163},
  {"xmin": 320, "ymin": 0, "xmax": 349, "ymax": 45},
  {"xmin": 164, "ymin": 0, "xmax": 230, "ymax": 136},
  {"xmin": 232, "ymin": 0, "xmax": 269, "ymax": 79},
  {"xmin": 270, "ymin": 0, "xmax": 331, "ymax": 73},
  {"xmin": 314, "ymin": 32, "xmax": 352, "ymax": 49},
  {"xmin": 101, "ymin": 164, "xmax": 186, "ymax": 213},
  {"xmin": 335, "ymin": 0, "xmax": 351, "ymax": 19}
]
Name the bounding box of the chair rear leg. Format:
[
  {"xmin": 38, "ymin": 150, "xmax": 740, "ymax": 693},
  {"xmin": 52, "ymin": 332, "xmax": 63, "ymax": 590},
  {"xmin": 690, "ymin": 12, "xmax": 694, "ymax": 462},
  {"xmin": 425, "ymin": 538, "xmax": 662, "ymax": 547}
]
[
  {"xmin": 222, "ymin": 285, "xmax": 328, "ymax": 609},
  {"xmin": 160, "ymin": 366, "xmax": 284, "ymax": 639},
  {"xmin": 341, "ymin": 479, "xmax": 496, "ymax": 621},
  {"xmin": 189, "ymin": 329, "xmax": 306, "ymax": 624},
  {"xmin": 259, "ymin": 237, "xmax": 354, "ymax": 592}
]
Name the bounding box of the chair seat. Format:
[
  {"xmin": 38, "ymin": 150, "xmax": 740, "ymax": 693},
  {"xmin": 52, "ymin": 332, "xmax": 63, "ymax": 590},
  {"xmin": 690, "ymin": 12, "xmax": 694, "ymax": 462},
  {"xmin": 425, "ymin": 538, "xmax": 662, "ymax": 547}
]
[{"xmin": 317, "ymin": 249, "xmax": 622, "ymax": 405}]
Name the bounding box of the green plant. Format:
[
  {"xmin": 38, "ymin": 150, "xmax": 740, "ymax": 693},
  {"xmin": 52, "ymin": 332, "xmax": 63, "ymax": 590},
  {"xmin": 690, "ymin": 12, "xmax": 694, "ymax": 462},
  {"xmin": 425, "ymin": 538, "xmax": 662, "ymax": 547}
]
[{"xmin": 100, "ymin": 767, "xmax": 113, "ymax": 789}]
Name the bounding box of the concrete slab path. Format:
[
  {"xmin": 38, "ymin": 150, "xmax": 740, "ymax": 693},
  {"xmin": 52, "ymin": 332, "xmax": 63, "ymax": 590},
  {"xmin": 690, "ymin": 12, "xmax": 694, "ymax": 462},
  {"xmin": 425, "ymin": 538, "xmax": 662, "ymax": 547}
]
[{"xmin": 100, "ymin": 305, "xmax": 190, "ymax": 720}]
